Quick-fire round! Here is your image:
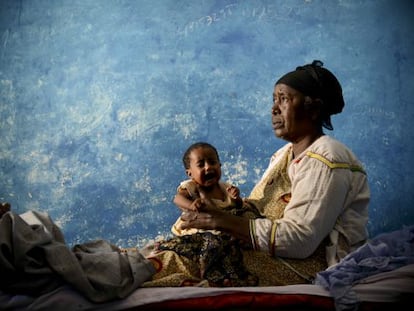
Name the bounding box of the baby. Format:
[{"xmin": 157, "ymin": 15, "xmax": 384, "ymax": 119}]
[
  {"xmin": 171, "ymin": 142, "xmax": 244, "ymax": 236},
  {"xmin": 156, "ymin": 142, "xmax": 260, "ymax": 286}
]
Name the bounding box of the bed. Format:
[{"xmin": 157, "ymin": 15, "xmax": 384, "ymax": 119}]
[
  {"xmin": 1, "ymin": 210, "xmax": 413, "ymax": 311},
  {"xmin": 1, "ymin": 265, "xmax": 413, "ymax": 311}
]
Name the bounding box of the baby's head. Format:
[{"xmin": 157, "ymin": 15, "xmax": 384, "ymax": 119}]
[
  {"xmin": 182, "ymin": 142, "xmax": 219, "ymax": 169},
  {"xmin": 182, "ymin": 142, "xmax": 222, "ymax": 187}
]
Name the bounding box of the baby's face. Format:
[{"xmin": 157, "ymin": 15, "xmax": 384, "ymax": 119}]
[{"xmin": 186, "ymin": 147, "xmax": 221, "ymax": 188}]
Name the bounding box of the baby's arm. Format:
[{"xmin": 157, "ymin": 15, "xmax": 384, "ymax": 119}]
[
  {"xmin": 173, "ymin": 188, "xmax": 203, "ymax": 211},
  {"xmin": 226, "ymin": 185, "xmax": 243, "ymax": 208}
]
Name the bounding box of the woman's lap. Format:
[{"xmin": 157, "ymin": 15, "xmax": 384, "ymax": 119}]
[{"xmin": 142, "ymin": 247, "xmax": 326, "ymax": 287}]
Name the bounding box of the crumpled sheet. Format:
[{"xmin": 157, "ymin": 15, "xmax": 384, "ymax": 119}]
[
  {"xmin": 315, "ymin": 224, "xmax": 414, "ymax": 311},
  {"xmin": 0, "ymin": 210, "xmax": 155, "ymax": 303}
]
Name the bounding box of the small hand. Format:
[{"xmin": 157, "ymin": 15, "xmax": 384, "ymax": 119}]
[
  {"xmin": 190, "ymin": 198, "xmax": 205, "ymax": 211},
  {"xmin": 226, "ymin": 185, "xmax": 240, "ymax": 200}
]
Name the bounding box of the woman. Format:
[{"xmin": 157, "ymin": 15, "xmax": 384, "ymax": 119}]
[{"xmin": 142, "ymin": 60, "xmax": 369, "ymax": 287}]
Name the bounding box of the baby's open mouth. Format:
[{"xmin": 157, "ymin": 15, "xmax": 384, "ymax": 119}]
[{"xmin": 205, "ymin": 173, "xmax": 215, "ymax": 181}]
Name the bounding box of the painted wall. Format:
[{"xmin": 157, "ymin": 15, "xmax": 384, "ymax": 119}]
[{"xmin": 1, "ymin": 0, "xmax": 413, "ymax": 248}]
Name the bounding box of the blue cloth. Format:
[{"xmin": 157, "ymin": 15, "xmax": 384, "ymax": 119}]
[{"xmin": 315, "ymin": 225, "xmax": 414, "ymax": 311}]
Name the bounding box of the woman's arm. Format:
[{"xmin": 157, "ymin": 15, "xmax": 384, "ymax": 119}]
[{"xmin": 181, "ymin": 161, "xmax": 353, "ymax": 259}]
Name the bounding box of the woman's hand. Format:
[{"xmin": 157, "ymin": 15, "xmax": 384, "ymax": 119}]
[
  {"xmin": 180, "ymin": 189, "xmax": 252, "ymax": 243},
  {"xmin": 180, "ymin": 190, "xmax": 224, "ymax": 230}
]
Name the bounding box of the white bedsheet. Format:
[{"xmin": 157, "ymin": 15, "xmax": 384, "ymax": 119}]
[{"xmin": 1, "ymin": 263, "xmax": 413, "ymax": 311}]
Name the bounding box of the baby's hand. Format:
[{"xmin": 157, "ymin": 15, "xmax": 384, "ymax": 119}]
[
  {"xmin": 226, "ymin": 186, "xmax": 240, "ymax": 199},
  {"xmin": 190, "ymin": 198, "xmax": 204, "ymax": 211}
]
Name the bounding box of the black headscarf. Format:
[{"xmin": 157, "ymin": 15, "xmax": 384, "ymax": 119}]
[{"xmin": 275, "ymin": 60, "xmax": 344, "ymax": 130}]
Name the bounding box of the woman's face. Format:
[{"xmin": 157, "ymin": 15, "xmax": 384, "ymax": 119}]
[{"xmin": 271, "ymin": 83, "xmax": 314, "ymax": 142}]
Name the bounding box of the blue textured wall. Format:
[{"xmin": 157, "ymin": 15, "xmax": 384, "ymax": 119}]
[{"xmin": 1, "ymin": 0, "xmax": 413, "ymax": 247}]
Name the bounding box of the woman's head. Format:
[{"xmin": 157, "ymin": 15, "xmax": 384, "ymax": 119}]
[
  {"xmin": 182, "ymin": 142, "xmax": 222, "ymax": 188},
  {"xmin": 274, "ymin": 60, "xmax": 344, "ymax": 131}
]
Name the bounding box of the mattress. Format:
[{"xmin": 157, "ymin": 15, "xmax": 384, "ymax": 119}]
[{"xmin": 1, "ymin": 263, "xmax": 412, "ymax": 311}]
